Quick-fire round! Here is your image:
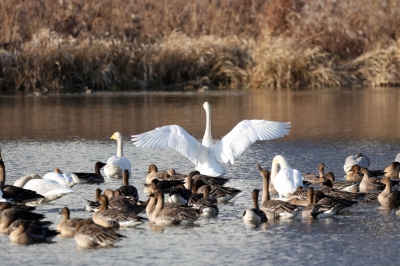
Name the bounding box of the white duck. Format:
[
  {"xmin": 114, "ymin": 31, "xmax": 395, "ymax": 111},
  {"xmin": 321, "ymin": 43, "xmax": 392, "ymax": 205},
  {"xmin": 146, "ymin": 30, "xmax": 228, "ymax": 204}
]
[
  {"xmin": 132, "ymin": 102, "xmax": 290, "ymax": 177},
  {"xmin": 13, "ymin": 174, "xmax": 74, "ymax": 202},
  {"xmin": 104, "ymin": 132, "xmax": 132, "ymax": 179},
  {"xmin": 268, "ymin": 155, "xmax": 303, "ymax": 198}
]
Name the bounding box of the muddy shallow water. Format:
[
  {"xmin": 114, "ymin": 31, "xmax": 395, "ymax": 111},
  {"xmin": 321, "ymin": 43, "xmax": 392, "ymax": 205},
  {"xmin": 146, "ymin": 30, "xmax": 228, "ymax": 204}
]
[{"xmin": 1, "ymin": 88, "xmax": 400, "ymax": 265}]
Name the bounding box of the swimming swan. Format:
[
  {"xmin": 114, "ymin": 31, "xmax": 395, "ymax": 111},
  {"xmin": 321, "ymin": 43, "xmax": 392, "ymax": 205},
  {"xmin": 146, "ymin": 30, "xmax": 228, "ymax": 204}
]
[
  {"xmin": 132, "ymin": 102, "xmax": 290, "ymax": 177},
  {"xmin": 104, "ymin": 132, "xmax": 132, "ymax": 179},
  {"xmin": 268, "ymin": 155, "xmax": 303, "ymax": 198}
]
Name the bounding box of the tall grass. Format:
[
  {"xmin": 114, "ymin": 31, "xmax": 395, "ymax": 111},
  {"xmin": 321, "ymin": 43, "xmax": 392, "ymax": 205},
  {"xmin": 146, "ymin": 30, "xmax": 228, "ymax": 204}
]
[{"xmin": 0, "ymin": 0, "xmax": 400, "ymax": 92}]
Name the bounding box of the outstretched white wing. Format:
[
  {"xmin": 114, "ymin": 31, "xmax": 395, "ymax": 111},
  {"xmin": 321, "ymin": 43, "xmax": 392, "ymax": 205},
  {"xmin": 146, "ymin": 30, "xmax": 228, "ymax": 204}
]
[
  {"xmin": 131, "ymin": 125, "xmax": 201, "ymax": 164},
  {"xmin": 213, "ymin": 120, "xmax": 291, "ymax": 164}
]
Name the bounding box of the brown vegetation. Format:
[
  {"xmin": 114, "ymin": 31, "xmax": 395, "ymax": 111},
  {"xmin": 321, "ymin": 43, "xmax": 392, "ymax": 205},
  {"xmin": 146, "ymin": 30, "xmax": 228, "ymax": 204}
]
[{"xmin": 0, "ymin": 0, "xmax": 400, "ymax": 92}]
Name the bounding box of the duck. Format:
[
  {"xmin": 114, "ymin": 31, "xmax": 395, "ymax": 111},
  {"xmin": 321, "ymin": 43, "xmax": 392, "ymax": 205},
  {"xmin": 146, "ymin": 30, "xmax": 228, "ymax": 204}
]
[
  {"xmin": 57, "ymin": 207, "xmax": 84, "ymax": 237},
  {"xmin": 301, "ymin": 187, "xmax": 338, "ymax": 219},
  {"xmin": 74, "ymin": 218, "xmax": 126, "ymax": 247},
  {"xmin": 0, "ymin": 151, "xmax": 44, "ymax": 204},
  {"xmin": 14, "ymin": 173, "xmax": 74, "ymax": 202},
  {"xmin": 242, "ymin": 189, "xmax": 267, "ymax": 224},
  {"xmin": 69, "ymin": 162, "xmax": 106, "ymax": 184},
  {"xmin": 359, "ymin": 168, "xmax": 385, "ymax": 193},
  {"xmin": 104, "ymin": 132, "xmax": 132, "ymax": 179},
  {"xmin": 262, "ymin": 155, "xmax": 303, "ymax": 198},
  {"xmin": 93, "ymin": 195, "xmax": 145, "ymax": 229},
  {"xmin": 146, "ymin": 188, "xmax": 199, "ymax": 225},
  {"xmin": 118, "ymin": 170, "xmax": 139, "ymax": 201},
  {"xmin": 9, "ymin": 223, "xmax": 58, "ymax": 245},
  {"xmin": 302, "ymin": 163, "xmax": 326, "ymax": 183},
  {"xmin": 132, "ymin": 101, "xmax": 290, "ymax": 177},
  {"xmin": 343, "ymin": 153, "xmax": 370, "ymax": 174},
  {"xmin": 190, "ymin": 185, "xmax": 219, "ymax": 217},
  {"xmin": 378, "ymin": 177, "xmax": 400, "ymax": 208},
  {"xmin": 257, "ymin": 165, "xmax": 302, "ymax": 219}
]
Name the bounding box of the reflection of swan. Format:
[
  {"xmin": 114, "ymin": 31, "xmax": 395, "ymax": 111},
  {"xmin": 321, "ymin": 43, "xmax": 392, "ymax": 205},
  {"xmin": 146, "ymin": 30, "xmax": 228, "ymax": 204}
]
[
  {"xmin": 105, "ymin": 132, "xmax": 132, "ymax": 179},
  {"xmin": 268, "ymin": 155, "xmax": 303, "ymax": 198},
  {"xmin": 132, "ymin": 102, "xmax": 290, "ymax": 177},
  {"xmin": 343, "ymin": 153, "xmax": 370, "ymax": 174}
]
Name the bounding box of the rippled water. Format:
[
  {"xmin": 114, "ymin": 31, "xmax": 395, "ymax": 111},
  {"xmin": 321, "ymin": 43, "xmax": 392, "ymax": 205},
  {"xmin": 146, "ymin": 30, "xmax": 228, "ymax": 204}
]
[{"xmin": 1, "ymin": 88, "xmax": 400, "ymax": 265}]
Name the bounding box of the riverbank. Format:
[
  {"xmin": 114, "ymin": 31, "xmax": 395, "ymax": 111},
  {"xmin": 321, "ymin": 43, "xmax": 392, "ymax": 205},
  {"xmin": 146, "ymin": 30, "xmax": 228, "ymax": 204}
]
[{"xmin": 1, "ymin": 0, "xmax": 400, "ymax": 92}]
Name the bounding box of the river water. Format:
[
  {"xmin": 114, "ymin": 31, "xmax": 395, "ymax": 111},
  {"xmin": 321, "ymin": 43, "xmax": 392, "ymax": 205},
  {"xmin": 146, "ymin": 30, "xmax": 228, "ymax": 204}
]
[{"xmin": 0, "ymin": 88, "xmax": 400, "ymax": 265}]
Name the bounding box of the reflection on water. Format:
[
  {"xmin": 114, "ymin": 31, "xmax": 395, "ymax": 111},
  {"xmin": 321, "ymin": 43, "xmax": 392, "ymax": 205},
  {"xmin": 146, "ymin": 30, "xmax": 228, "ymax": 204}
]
[
  {"xmin": 1, "ymin": 88, "xmax": 400, "ymax": 141},
  {"xmin": 1, "ymin": 89, "xmax": 400, "ymax": 265}
]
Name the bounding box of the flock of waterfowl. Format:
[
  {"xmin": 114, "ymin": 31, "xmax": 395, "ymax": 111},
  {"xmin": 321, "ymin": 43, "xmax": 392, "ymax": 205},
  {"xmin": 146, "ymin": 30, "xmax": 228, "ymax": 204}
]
[{"xmin": 1, "ymin": 101, "xmax": 400, "ymax": 248}]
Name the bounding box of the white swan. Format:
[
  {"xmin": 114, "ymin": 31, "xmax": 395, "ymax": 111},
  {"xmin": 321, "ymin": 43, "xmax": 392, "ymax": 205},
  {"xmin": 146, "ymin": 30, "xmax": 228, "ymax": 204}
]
[
  {"xmin": 104, "ymin": 132, "xmax": 132, "ymax": 179},
  {"xmin": 13, "ymin": 174, "xmax": 74, "ymax": 202},
  {"xmin": 343, "ymin": 153, "xmax": 370, "ymax": 174},
  {"xmin": 269, "ymin": 155, "xmax": 303, "ymax": 198},
  {"xmin": 42, "ymin": 169, "xmax": 76, "ymax": 187},
  {"xmin": 132, "ymin": 102, "xmax": 290, "ymax": 177}
]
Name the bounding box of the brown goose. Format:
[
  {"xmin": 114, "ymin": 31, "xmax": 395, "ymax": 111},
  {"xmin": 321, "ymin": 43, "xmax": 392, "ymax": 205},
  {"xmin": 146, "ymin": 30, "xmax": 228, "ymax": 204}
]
[
  {"xmin": 146, "ymin": 164, "xmax": 168, "ymax": 184},
  {"xmin": 70, "ymin": 162, "xmax": 106, "ymax": 184},
  {"xmin": 257, "ymin": 165, "xmax": 302, "ymax": 220},
  {"xmin": 85, "ymin": 188, "xmax": 102, "ymax": 212},
  {"xmin": 301, "ymin": 187, "xmax": 338, "ymax": 219},
  {"xmin": 242, "ymin": 189, "xmax": 267, "ymax": 224},
  {"xmin": 384, "ymin": 161, "xmax": 400, "ymax": 179},
  {"xmin": 146, "ymin": 188, "xmax": 199, "ymax": 225},
  {"xmin": 194, "ymin": 180, "xmax": 241, "ymax": 203},
  {"xmin": 118, "ymin": 169, "xmax": 139, "ymax": 201},
  {"xmin": 74, "ymin": 218, "xmax": 126, "ymax": 247},
  {"xmin": 325, "ymin": 172, "xmax": 358, "ymax": 192},
  {"xmin": 108, "ymin": 190, "xmax": 147, "ymax": 215},
  {"xmin": 144, "ymin": 179, "xmax": 185, "ymax": 195},
  {"xmin": 4, "ymin": 219, "xmax": 52, "ymax": 235},
  {"xmin": 0, "ymin": 151, "xmax": 44, "ymax": 203},
  {"xmin": 190, "ymin": 185, "xmax": 219, "ymax": 217},
  {"xmin": 359, "ymin": 168, "xmax": 384, "ymax": 193},
  {"xmin": 9, "ymin": 223, "xmax": 58, "ymax": 245},
  {"xmin": 0, "ymin": 206, "xmax": 45, "ymax": 233},
  {"xmin": 346, "ymin": 165, "xmax": 363, "ymax": 182},
  {"xmin": 378, "ymin": 177, "xmax": 400, "ymax": 208},
  {"xmin": 93, "ymin": 195, "xmax": 145, "ymax": 229},
  {"xmin": 57, "ymin": 207, "xmax": 84, "ymax": 237},
  {"xmin": 190, "ymin": 171, "xmax": 230, "ymax": 187},
  {"xmin": 302, "ymin": 163, "xmax": 326, "ymax": 183}
]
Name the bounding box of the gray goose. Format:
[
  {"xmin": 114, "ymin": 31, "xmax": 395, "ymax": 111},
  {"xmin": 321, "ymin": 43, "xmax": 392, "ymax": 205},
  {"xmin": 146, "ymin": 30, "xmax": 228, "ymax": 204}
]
[
  {"xmin": 378, "ymin": 177, "xmax": 400, "ymax": 208},
  {"xmin": 146, "ymin": 188, "xmax": 199, "ymax": 225},
  {"xmin": 0, "ymin": 151, "xmax": 44, "ymax": 203},
  {"xmin": 118, "ymin": 169, "xmax": 139, "ymax": 201},
  {"xmin": 74, "ymin": 218, "xmax": 126, "ymax": 247},
  {"xmin": 9, "ymin": 223, "xmax": 58, "ymax": 245},
  {"xmin": 242, "ymin": 189, "xmax": 267, "ymax": 224},
  {"xmin": 57, "ymin": 207, "xmax": 84, "ymax": 237},
  {"xmin": 70, "ymin": 162, "xmax": 106, "ymax": 184},
  {"xmin": 93, "ymin": 195, "xmax": 145, "ymax": 229},
  {"xmin": 257, "ymin": 166, "xmax": 301, "ymax": 220}
]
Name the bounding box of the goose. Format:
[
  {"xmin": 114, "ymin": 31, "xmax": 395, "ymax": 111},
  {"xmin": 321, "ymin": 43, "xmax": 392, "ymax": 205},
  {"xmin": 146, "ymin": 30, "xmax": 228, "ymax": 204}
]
[
  {"xmin": 104, "ymin": 132, "xmax": 132, "ymax": 179},
  {"xmin": 4, "ymin": 219, "xmax": 53, "ymax": 235},
  {"xmin": 167, "ymin": 174, "xmax": 194, "ymax": 205},
  {"xmin": 346, "ymin": 165, "xmax": 363, "ymax": 182},
  {"xmin": 0, "ymin": 152, "xmax": 44, "ymax": 204},
  {"xmin": 378, "ymin": 177, "xmax": 400, "ymax": 208},
  {"xmin": 9, "ymin": 223, "xmax": 58, "ymax": 245},
  {"xmin": 257, "ymin": 165, "xmax": 302, "ymax": 219},
  {"xmin": 144, "ymin": 179, "xmax": 185, "ymax": 195},
  {"xmin": 74, "ymin": 218, "xmax": 126, "ymax": 247},
  {"xmin": 242, "ymin": 189, "xmax": 267, "ymax": 224},
  {"xmin": 384, "ymin": 161, "xmax": 400, "ymax": 178},
  {"xmin": 190, "ymin": 185, "xmax": 219, "ymax": 217},
  {"xmin": 262, "ymin": 155, "xmax": 303, "ymax": 198},
  {"xmin": 85, "ymin": 188, "xmax": 102, "ymax": 212},
  {"xmin": 146, "ymin": 164, "xmax": 168, "ymax": 184},
  {"xmin": 359, "ymin": 168, "xmax": 384, "ymax": 193},
  {"xmin": 146, "ymin": 188, "xmax": 199, "ymax": 225},
  {"xmin": 57, "ymin": 207, "xmax": 84, "ymax": 237},
  {"xmin": 190, "ymin": 171, "xmax": 230, "ymax": 187},
  {"xmin": 132, "ymin": 101, "xmax": 291, "ymax": 177},
  {"xmin": 325, "ymin": 172, "xmax": 359, "ymax": 192},
  {"xmin": 302, "ymin": 163, "xmax": 326, "ymax": 183},
  {"xmin": 118, "ymin": 170, "xmax": 139, "ymax": 201},
  {"xmin": 301, "ymin": 187, "xmax": 338, "ymax": 219},
  {"xmin": 69, "ymin": 162, "xmax": 107, "ymax": 184},
  {"xmin": 14, "ymin": 174, "xmax": 74, "ymax": 202},
  {"xmin": 343, "ymin": 153, "xmax": 370, "ymax": 174},
  {"xmin": 0, "ymin": 207, "xmax": 45, "ymax": 232},
  {"xmin": 93, "ymin": 195, "xmax": 145, "ymax": 229},
  {"xmin": 106, "ymin": 190, "xmax": 147, "ymax": 215},
  {"xmin": 196, "ymin": 181, "xmax": 241, "ymax": 203}
]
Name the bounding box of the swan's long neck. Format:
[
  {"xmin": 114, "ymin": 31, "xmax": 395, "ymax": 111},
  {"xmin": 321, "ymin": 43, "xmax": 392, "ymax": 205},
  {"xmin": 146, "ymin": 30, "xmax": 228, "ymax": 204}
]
[
  {"xmin": 202, "ymin": 102, "xmax": 213, "ymax": 147},
  {"xmin": 271, "ymin": 155, "xmax": 292, "ymax": 181},
  {"xmin": 117, "ymin": 137, "xmax": 123, "ymax": 158}
]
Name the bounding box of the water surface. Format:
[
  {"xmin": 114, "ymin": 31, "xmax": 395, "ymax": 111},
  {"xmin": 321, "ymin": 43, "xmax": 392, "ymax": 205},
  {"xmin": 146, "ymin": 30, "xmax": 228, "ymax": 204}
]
[{"xmin": 1, "ymin": 88, "xmax": 400, "ymax": 265}]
